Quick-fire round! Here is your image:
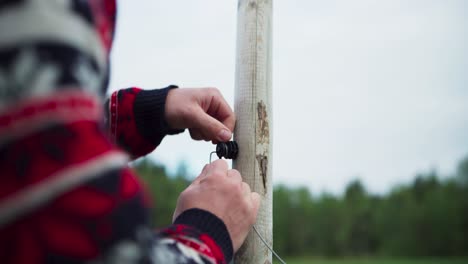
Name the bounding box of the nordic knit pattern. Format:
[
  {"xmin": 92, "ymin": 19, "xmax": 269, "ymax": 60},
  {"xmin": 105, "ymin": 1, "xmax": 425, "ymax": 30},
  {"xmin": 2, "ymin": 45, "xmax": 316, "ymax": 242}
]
[{"xmin": 0, "ymin": 1, "xmax": 233, "ymax": 263}]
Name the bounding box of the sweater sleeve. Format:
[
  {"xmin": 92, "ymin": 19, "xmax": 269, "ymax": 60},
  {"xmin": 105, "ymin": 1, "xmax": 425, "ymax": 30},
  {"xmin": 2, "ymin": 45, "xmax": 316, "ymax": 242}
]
[
  {"xmin": 105, "ymin": 85, "xmax": 184, "ymax": 159},
  {"xmin": 155, "ymin": 209, "xmax": 234, "ymax": 263}
]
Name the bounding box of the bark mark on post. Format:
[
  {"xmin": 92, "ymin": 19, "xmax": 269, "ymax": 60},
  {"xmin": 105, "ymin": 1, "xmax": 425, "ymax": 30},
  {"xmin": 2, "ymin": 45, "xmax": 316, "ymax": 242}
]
[
  {"xmin": 256, "ymin": 154, "xmax": 268, "ymax": 193},
  {"xmin": 257, "ymin": 100, "xmax": 269, "ymax": 144}
]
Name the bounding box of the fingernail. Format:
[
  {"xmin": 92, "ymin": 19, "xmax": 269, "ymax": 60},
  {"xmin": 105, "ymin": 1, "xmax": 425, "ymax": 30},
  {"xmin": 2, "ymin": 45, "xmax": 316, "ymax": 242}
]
[{"xmin": 218, "ymin": 129, "xmax": 231, "ymax": 141}]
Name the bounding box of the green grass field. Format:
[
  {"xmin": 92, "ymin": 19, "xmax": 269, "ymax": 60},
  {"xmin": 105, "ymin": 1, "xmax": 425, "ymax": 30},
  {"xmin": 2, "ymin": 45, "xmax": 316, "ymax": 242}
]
[{"xmin": 277, "ymin": 258, "xmax": 468, "ymax": 264}]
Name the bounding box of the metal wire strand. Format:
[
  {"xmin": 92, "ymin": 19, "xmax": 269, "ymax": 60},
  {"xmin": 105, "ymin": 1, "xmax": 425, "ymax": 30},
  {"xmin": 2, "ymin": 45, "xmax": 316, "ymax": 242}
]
[
  {"xmin": 208, "ymin": 149, "xmax": 284, "ymax": 263},
  {"xmin": 209, "ymin": 151, "xmax": 217, "ymax": 163},
  {"xmin": 252, "ymin": 225, "xmax": 287, "ymax": 264}
]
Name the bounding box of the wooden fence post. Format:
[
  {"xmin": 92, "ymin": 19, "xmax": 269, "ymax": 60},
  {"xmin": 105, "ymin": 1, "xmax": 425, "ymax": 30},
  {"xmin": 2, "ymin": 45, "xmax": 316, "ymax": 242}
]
[{"xmin": 233, "ymin": 0, "xmax": 273, "ymax": 263}]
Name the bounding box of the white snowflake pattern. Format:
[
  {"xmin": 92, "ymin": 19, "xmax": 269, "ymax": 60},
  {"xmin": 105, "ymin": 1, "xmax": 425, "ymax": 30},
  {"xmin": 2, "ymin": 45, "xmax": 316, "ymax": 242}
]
[
  {"xmin": 74, "ymin": 57, "xmax": 103, "ymax": 94},
  {"xmin": 0, "ymin": 48, "xmax": 60, "ymax": 110}
]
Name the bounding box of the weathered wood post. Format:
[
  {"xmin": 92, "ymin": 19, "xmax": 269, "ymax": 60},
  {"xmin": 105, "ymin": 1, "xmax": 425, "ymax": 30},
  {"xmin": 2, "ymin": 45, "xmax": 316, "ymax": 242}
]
[{"xmin": 233, "ymin": 0, "xmax": 273, "ymax": 263}]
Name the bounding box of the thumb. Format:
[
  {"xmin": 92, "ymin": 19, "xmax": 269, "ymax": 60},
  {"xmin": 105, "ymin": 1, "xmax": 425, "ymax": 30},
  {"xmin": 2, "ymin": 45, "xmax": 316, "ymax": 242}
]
[
  {"xmin": 193, "ymin": 108, "xmax": 232, "ymax": 141},
  {"xmin": 193, "ymin": 163, "xmax": 210, "ymax": 184}
]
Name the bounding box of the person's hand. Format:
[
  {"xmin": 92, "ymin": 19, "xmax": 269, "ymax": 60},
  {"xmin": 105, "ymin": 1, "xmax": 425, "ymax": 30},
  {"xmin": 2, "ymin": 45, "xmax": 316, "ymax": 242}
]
[
  {"xmin": 173, "ymin": 159, "xmax": 261, "ymax": 252},
  {"xmin": 165, "ymin": 88, "xmax": 235, "ymax": 143}
]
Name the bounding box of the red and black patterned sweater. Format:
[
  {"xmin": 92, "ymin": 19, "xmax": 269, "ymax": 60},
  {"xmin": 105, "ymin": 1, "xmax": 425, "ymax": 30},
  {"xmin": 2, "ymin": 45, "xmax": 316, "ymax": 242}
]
[{"xmin": 0, "ymin": 1, "xmax": 232, "ymax": 263}]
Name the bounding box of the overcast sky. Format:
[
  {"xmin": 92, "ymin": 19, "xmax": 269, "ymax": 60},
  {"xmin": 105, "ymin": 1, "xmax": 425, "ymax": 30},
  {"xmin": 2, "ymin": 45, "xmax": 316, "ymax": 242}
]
[{"xmin": 109, "ymin": 0, "xmax": 468, "ymax": 195}]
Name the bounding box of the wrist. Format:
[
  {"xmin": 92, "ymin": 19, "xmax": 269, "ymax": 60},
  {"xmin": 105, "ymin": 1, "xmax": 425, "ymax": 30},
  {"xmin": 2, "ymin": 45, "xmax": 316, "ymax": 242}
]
[
  {"xmin": 174, "ymin": 208, "xmax": 234, "ymax": 262},
  {"xmin": 133, "ymin": 85, "xmax": 184, "ymax": 144}
]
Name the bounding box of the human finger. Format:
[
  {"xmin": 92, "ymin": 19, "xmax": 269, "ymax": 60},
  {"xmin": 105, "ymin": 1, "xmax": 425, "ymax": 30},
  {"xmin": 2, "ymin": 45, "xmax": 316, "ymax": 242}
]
[
  {"xmin": 250, "ymin": 192, "xmax": 261, "ymax": 222},
  {"xmin": 206, "ymin": 93, "xmax": 236, "ymax": 133},
  {"xmin": 189, "ymin": 129, "xmax": 204, "ymax": 141},
  {"xmin": 209, "ymin": 159, "xmax": 229, "ymax": 176},
  {"xmin": 192, "ymin": 107, "xmax": 232, "ymax": 142},
  {"xmin": 227, "ymin": 169, "xmax": 242, "ymax": 183},
  {"xmin": 241, "ymin": 182, "xmax": 251, "ymax": 196}
]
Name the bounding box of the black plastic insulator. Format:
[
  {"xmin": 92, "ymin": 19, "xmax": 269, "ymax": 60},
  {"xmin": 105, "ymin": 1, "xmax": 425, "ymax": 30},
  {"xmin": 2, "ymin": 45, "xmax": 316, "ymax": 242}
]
[{"xmin": 216, "ymin": 141, "xmax": 239, "ymax": 160}]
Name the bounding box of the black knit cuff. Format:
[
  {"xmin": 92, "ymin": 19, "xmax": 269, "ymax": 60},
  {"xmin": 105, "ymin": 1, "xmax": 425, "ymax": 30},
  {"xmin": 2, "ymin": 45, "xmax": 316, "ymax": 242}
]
[
  {"xmin": 134, "ymin": 85, "xmax": 185, "ymax": 144},
  {"xmin": 174, "ymin": 208, "xmax": 233, "ymax": 262}
]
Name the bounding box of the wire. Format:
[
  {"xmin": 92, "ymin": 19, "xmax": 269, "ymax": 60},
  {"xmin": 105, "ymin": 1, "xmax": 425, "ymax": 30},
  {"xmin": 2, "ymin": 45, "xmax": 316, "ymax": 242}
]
[
  {"xmin": 209, "ymin": 151, "xmax": 217, "ymax": 163},
  {"xmin": 209, "ymin": 143, "xmax": 286, "ymax": 263},
  {"xmin": 252, "ymin": 225, "xmax": 287, "ymax": 264}
]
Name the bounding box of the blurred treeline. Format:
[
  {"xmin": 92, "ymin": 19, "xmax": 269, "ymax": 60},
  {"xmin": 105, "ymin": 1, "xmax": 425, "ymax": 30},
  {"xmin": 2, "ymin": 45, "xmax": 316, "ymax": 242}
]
[{"xmin": 134, "ymin": 156, "xmax": 468, "ymax": 258}]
